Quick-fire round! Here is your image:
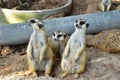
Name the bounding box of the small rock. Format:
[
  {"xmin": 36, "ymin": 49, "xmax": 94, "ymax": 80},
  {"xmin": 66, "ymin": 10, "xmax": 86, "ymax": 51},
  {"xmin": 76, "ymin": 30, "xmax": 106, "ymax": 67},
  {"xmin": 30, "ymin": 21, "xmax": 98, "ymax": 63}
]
[{"xmin": 1, "ymin": 46, "xmax": 12, "ymax": 56}]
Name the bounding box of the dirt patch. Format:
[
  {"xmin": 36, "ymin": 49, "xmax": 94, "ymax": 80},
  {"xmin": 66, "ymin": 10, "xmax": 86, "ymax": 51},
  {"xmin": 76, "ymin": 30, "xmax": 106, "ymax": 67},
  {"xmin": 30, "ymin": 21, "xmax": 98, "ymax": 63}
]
[
  {"xmin": 0, "ymin": 54, "xmax": 27, "ymax": 76},
  {"xmin": 0, "ymin": 48, "xmax": 120, "ymax": 80},
  {"xmin": 0, "ymin": 0, "xmax": 67, "ymax": 10}
]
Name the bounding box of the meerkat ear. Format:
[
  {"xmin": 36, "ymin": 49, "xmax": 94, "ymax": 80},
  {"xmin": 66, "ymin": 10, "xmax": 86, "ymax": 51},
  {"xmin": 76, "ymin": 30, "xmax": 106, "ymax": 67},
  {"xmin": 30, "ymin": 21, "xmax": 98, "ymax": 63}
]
[
  {"xmin": 86, "ymin": 23, "xmax": 89, "ymax": 28},
  {"xmin": 52, "ymin": 32, "xmax": 55, "ymax": 36},
  {"xmin": 38, "ymin": 23, "xmax": 43, "ymax": 28}
]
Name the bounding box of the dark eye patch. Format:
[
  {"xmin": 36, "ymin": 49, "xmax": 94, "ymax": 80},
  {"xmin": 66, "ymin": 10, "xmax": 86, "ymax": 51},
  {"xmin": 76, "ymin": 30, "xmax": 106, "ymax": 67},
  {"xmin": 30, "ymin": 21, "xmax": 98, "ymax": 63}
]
[
  {"xmin": 30, "ymin": 19, "xmax": 36, "ymax": 23},
  {"xmin": 80, "ymin": 21, "xmax": 85, "ymax": 25},
  {"xmin": 57, "ymin": 34, "xmax": 62, "ymax": 38},
  {"xmin": 86, "ymin": 23, "xmax": 89, "ymax": 28}
]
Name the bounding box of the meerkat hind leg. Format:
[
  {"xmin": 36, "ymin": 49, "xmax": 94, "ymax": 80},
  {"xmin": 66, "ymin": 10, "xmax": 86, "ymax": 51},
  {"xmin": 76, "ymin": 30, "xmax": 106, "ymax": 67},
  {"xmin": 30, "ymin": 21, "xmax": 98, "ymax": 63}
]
[
  {"xmin": 61, "ymin": 66, "xmax": 68, "ymax": 77},
  {"xmin": 44, "ymin": 60, "xmax": 53, "ymax": 77},
  {"xmin": 31, "ymin": 71, "xmax": 38, "ymax": 77},
  {"xmin": 74, "ymin": 73, "xmax": 79, "ymax": 79},
  {"xmin": 27, "ymin": 60, "xmax": 38, "ymax": 77},
  {"xmin": 61, "ymin": 60, "xmax": 68, "ymax": 78},
  {"xmin": 74, "ymin": 51, "xmax": 86, "ymax": 78},
  {"xmin": 61, "ymin": 72, "xmax": 68, "ymax": 78},
  {"xmin": 28, "ymin": 67, "xmax": 38, "ymax": 77}
]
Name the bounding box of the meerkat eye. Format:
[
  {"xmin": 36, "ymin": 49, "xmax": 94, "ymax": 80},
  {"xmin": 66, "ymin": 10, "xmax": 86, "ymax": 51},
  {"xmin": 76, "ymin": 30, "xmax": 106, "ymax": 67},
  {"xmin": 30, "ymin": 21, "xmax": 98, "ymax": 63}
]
[
  {"xmin": 76, "ymin": 20, "xmax": 78, "ymax": 23},
  {"xmin": 58, "ymin": 34, "xmax": 62, "ymax": 38},
  {"xmin": 30, "ymin": 19, "xmax": 36, "ymax": 23},
  {"xmin": 80, "ymin": 21, "xmax": 85, "ymax": 25}
]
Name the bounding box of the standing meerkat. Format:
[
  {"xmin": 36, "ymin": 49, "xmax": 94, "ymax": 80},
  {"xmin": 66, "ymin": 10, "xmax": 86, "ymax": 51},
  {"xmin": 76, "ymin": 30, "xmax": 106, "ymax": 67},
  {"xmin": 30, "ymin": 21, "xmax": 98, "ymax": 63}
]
[
  {"xmin": 61, "ymin": 19, "xmax": 89, "ymax": 78},
  {"xmin": 25, "ymin": 18, "xmax": 53, "ymax": 77},
  {"xmin": 48, "ymin": 31, "xmax": 69, "ymax": 59},
  {"xmin": 99, "ymin": 0, "xmax": 112, "ymax": 11}
]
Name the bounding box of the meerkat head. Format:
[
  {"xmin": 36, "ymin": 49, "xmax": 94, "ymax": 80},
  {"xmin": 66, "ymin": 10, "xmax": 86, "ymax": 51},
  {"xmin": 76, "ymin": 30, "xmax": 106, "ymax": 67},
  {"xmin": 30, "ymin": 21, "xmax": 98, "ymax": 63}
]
[
  {"xmin": 74, "ymin": 19, "xmax": 89, "ymax": 29},
  {"xmin": 52, "ymin": 31, "xmax": 67, "ymax": 41},
  {"xmin": 26, "ymin": 18, "xmax": 44, "ymax": 30}
]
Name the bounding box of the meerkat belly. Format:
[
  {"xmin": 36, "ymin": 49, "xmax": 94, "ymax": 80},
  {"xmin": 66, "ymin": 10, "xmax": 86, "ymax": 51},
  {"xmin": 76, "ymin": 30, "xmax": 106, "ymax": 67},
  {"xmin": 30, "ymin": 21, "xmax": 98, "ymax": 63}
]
[
  {"xmin": 70, "ymin": 40, "xmax": 81, "ymax": 55},
  {"xmin": 32, "ymin": 48, "xmax": 40, "ymax": 60},
  {"xmin": 32, "ymin": 38, "xmax": 44, "ymax": 60}
]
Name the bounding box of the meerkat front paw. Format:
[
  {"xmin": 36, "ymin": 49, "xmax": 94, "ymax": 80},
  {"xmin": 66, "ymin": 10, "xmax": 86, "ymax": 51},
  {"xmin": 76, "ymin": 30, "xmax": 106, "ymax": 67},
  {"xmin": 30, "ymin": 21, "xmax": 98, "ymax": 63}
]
[
  {"xmin": 64, "ymin": 53, "xmax": 69, "ymax": 59},
  {"xmin": 75, "ymin": 56, "xmax": 79, "ymax": 62},
  {"xmin": 64, "ymin": 54, "xmax": 68, "ymax": 58},
  {"xmin": 74, "ymin": 73, "xmax": 79, "ymax": 79},
  {"xmin": 45, "ymin": 74, "xmax": 50, "ymax": 77},
  {"xmin": 32, "ymin": 72, "xmax": 38, "ymax": 77},
  {"xmin": 40, "ymin": 56, "xmax": 44, "ymax": 62},
  {"xmin": 61, "ymin": 72, "xmax": 68, "ymax": 78}
]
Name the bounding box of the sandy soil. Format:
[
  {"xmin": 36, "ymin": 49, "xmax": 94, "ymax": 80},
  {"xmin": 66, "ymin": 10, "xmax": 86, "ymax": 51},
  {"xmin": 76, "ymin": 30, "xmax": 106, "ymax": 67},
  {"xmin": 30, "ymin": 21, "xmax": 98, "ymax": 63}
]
[
  {"xmin": 0, "ymin": 47, "xmax": 120, "ymax": 80},
  {"xmin": 0, "ymin": 0, "xmax": 120, "ymax": 80}
]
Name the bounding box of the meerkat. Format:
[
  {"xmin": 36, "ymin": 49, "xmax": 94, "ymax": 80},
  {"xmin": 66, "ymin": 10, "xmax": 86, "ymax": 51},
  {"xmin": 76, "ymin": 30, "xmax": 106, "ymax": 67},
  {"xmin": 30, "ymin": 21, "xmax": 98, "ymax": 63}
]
[
  {"xmin": 115, "ymin": 5, "xmax": 120, "ymax": 10},
  {"xmin": 48, "ymin": 31, "xmax": 69, "ymax": 59},
  {"xmin": 96, "ymin": 32, "xmax": 120, "ymax": 53},
  {"xmin": 61, "ymin": 19, "xmax": 89, "ymax": 78},
  {"xmin": 99, "ymin": 0, "xmax": 112, "ymax": 11},
  {"xmin": 25, "ymin": 18, "xmax": 53, "ymax": 77}
]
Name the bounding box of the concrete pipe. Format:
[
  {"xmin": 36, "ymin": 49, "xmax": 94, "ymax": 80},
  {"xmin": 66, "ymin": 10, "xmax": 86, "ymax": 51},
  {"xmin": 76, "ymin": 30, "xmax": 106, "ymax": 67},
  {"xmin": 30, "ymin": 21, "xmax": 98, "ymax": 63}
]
[{"xmin": 0, "ymin": 10, "xmax": 120, "ymax": 45}]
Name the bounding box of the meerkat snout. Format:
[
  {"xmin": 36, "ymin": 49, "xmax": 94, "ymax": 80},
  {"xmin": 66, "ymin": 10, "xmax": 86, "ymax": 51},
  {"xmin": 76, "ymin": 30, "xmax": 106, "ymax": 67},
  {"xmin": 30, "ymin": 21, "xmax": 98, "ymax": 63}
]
[{"xmin": 74, "ymin": 19, "xmax": 89, "ymax": 28}]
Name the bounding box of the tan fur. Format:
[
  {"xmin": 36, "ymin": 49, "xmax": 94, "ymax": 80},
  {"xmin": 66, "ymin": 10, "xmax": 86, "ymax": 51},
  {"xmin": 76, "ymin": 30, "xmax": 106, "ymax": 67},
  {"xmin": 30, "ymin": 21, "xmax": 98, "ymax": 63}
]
[
  {"xmin": 61, "ymin": 19, "xmax": 89, "ymax": 78},
  {"xmin": 26, "ymin": 19, "xmax": 53, "ymax": 77}
]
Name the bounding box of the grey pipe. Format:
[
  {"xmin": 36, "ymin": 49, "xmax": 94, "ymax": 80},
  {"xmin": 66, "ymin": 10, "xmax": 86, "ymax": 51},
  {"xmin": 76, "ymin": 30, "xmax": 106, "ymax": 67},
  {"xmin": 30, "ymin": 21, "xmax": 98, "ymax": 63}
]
[{"xmin": 0, "ymin": 10, "xmax": 120, "ymax": 45}]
